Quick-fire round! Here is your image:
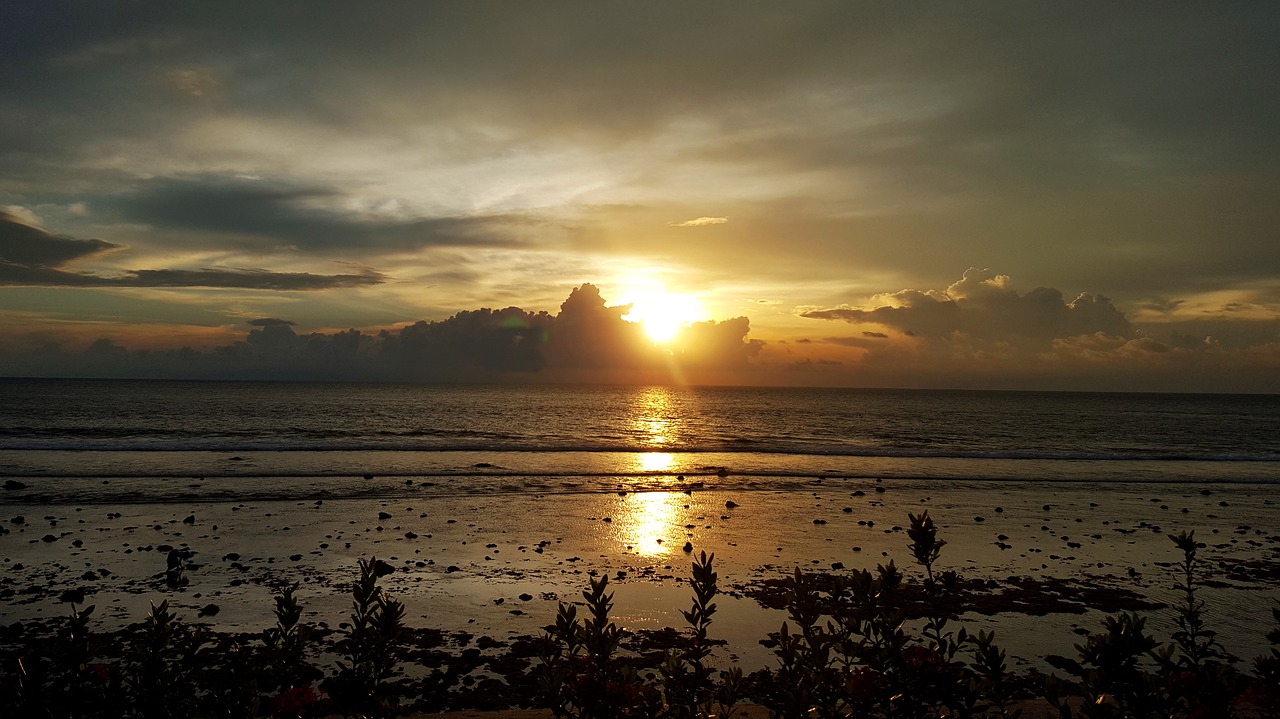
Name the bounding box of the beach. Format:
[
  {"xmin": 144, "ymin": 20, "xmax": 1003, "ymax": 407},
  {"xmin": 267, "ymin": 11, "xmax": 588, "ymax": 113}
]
[
  {"xmin": 4, "ymin": 475, "xmax": 1278, "ymax": 697},
  {"xmin": 3, "ymin": 381, "xmax": 1279, "ymax": 711}
]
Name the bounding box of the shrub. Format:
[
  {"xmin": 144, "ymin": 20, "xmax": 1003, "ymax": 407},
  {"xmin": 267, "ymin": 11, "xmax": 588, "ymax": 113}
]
[
  {"xmin": 752, "ymin": 510, "xmax": 1009, "ymax": 718},
  {"xmin": 538, "ymin": 551, "xmax": 742, "ymax": 719},
  {"xmin": 325, "ymin": 557, "xmax": 406, "ymax": 718}
]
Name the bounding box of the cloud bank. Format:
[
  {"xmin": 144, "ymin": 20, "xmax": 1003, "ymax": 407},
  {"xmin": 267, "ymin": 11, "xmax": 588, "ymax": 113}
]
[
  {"xmin": 802, "ymin": 268, "xmax": 1131, "ymax": 344},
  {"xmin": 0, "ymin": 284, "xmax": 763, "ymax": 384},
  {"xmin": 1, "ymin": 271, "xmax": 1275, "ymax": 392},
  {"xmin": 791, "ymin": 269, "xmax": 1279, "ymax": 393},
  {"xmin": 0, "ymin": 211, "xmax": 385, "ymax": 290}
]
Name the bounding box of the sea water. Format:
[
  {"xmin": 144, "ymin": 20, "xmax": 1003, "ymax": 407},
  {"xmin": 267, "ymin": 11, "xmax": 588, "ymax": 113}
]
[
  {"xmin": 2, "ymin": 379, "xmax": 1277, "ymax": 504},
  {"xmin": 3, "ymin": 378, "xmax": 1280, "ymax": 667}
]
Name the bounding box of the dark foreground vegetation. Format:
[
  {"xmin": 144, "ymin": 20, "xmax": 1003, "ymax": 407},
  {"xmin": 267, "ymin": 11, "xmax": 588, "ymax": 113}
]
[{"xmin": 3, "ymin": 513, "xmax": 1279, "ymax": 718}]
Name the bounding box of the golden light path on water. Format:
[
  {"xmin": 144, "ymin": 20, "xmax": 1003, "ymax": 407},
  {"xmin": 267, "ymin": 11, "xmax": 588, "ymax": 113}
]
[
  {"xmin": 615, "ymin": 489, "xmax": 684, "ymax": 558},
  {"xmin": 629, "ymin": 384, "xmax": 686, "ymax": 447},
  {"xmin": 614, "ymin": 386, "xmax": 688, "ymax": 557}
]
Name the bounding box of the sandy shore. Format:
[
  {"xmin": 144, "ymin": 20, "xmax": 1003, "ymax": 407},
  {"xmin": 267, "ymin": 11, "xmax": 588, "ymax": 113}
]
[{"xmin": 3, "ymin": 477, "xmax": 1279, "ymax": 710}]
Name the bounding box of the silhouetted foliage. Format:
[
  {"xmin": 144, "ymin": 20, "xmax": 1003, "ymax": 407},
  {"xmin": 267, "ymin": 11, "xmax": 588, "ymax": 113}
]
[{"xmin": 2, "ymin": 528, "xmax": 1278, "ymax": 718}]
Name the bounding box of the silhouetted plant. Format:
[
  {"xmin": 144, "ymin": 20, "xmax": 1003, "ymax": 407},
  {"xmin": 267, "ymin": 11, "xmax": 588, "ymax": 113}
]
[
  {"xmin": 753, "ymin": 510, "xmax": 1005, "ymax": 718},
  {"xmin": 326, "ymin": 558, "xmax": 405, "ymax": 718},
  {"xmin": 1154, "ymin": 530, "xmax": 1235, "ymax": 715},
  {"xmin": 262, "ymin": 583, "xmax": 322, "ymax": 699},
  {"xmin": 538, "ymin": 573, "xmax": 661, "ymax": 718},
  {"xmin": 659, "ymin": 551, "xmax": 743, "ymax": 718},
  {"xmin": 7, "ymin": 603, "xmax": 125, "ymax": 719},
  {"xmin": 970, "ymin": 629, "xmax": 1023, "ymax": 719},
  {"xmin": 10, "ymin": 520, "xmax": 1280, "ymax": 718},
  {"xmin": 126, "ymin": 600, "xmax": 208, "ymax": 719},
  {"xmin": 1237, "ymin": 604, "xmax": 1280, "ymax": 717},
  {"xmin": 1044, "ymin": 529, "xmax": 1252, "ymax": 718}
]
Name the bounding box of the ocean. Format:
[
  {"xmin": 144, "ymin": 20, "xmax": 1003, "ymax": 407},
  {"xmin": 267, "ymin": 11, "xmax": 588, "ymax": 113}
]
[
  {"xmin": 2, "ymin": 378, "xmax": 1277, "ymax": 503},
  {"xmin": 3, "ymin": 378, "xmax": 1280, "ymax": 668}
]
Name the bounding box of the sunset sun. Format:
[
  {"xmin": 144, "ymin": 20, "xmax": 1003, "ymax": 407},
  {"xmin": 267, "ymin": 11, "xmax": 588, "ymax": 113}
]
[{"xmin": 621, "ymin": 286, "xmax": 704, "ymax": 344}]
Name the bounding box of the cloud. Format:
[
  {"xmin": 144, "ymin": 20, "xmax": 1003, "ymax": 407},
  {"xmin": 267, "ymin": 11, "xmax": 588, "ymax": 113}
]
[
  {"xmin": 669, "ymin": 216, "xmax": 728, "ymax": 227},
  {"xmin": 802, "ymin": 268, "xmax": 1131, "ymax": 345},
  {"xmin": 248, "ymin": 317, "xmax": 294, "ymax": 327},
  {"xmin": 0, "ymin": 210, "xmax": 121, "ymax": 267},
  {"xmin": 108, "ymin": 176, "xmax": 531, "ymax": 253},
  {"xmin": 124, "ymin": 268, "xmax": 385, "ymax": 290},
  {"xmin": 0, "ymin": 210, "xmax": 384, "ymax": 290},
  {"xmin": 0, "ymin": 284, "xmax": 763, "ymax": 383}
]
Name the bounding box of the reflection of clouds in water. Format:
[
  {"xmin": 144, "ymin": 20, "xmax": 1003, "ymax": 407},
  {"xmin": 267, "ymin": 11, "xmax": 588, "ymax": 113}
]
[{"xmin": 615, "ymin": 491, "xmax": 681, "ymax": 558}]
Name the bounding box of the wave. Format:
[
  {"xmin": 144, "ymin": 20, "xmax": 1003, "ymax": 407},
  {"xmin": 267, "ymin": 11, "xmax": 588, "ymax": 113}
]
[
  {"xmin": 4, "ymin": 471, "xmax": 1278, "ymax": 508},
  {"xmin": 0, "ymin": 440, "xmax": 1276, "ymax": 463}
]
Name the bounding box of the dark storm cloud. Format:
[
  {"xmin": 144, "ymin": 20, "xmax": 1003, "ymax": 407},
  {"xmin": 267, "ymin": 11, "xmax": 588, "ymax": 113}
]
[
  {"xmin": 0, "ymin": 210, "xmax": 384, "ymax": 290},
  {"xmin": 127, "ymin": 267, "xmax": 385, "ymax": 290},
  {"xmin": 108, "ymin": 177, "xmax": 528, "ymax": 252},
  {"xmin": 6, "ymin": 4, "xmax": 1276, "ymax": 162},
  {"xmin": 0, "ymin": 262, "xmax": 385, "ymax": 290},
  {"xmin": 803, "ymin": 268, "xmax": 1132, "ymax": 345},
  {"xmin": 0, "ymin": 211, "xmax": 120, "ymax": 266}
]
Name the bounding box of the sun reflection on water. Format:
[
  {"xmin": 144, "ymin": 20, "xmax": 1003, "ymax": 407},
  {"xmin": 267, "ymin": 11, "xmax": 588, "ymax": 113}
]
[
  {"xmin": 615, "ymin": 491, "xmax": 682, "ymax": 558},
  {"xmin": 630, "ymin": 386, "xmax": 679, "ymax": 448},
  {"xmin": 637, "ymin": 452, "xmax": 674, "ymax": 473},
  {"xmin": 615, "ymin": 388, "xmax": 690, "ymax": 556}
]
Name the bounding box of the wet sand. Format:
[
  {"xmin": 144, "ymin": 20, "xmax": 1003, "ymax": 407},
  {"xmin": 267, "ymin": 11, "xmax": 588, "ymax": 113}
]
[{"xmin": 3, "ymin": 477, "xmax": 1279, "ymax": 708}]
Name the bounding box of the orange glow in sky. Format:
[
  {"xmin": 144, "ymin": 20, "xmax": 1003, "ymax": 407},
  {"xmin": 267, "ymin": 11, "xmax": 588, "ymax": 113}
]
[{"xmin": 619, "ymin": 281, "xmax": 705, "ymax": 344}]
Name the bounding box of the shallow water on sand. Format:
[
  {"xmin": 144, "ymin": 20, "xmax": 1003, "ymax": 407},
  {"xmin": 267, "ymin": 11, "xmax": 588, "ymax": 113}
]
[{"xmin": 3, "ymin": 479, "xmax": 1277, "ymax": 671}]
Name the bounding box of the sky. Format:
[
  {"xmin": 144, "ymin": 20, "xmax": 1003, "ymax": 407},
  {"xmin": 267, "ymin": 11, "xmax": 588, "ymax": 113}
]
[{"xmin": 2, "ymin": 2, "xmax": 1278, "ymax": 392}]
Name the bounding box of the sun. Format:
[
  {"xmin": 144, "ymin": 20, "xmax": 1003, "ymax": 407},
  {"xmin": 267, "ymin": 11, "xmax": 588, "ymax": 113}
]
[{"xmin": 621, "ymin": 285, "xmax": 704, "ymax": 343}]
